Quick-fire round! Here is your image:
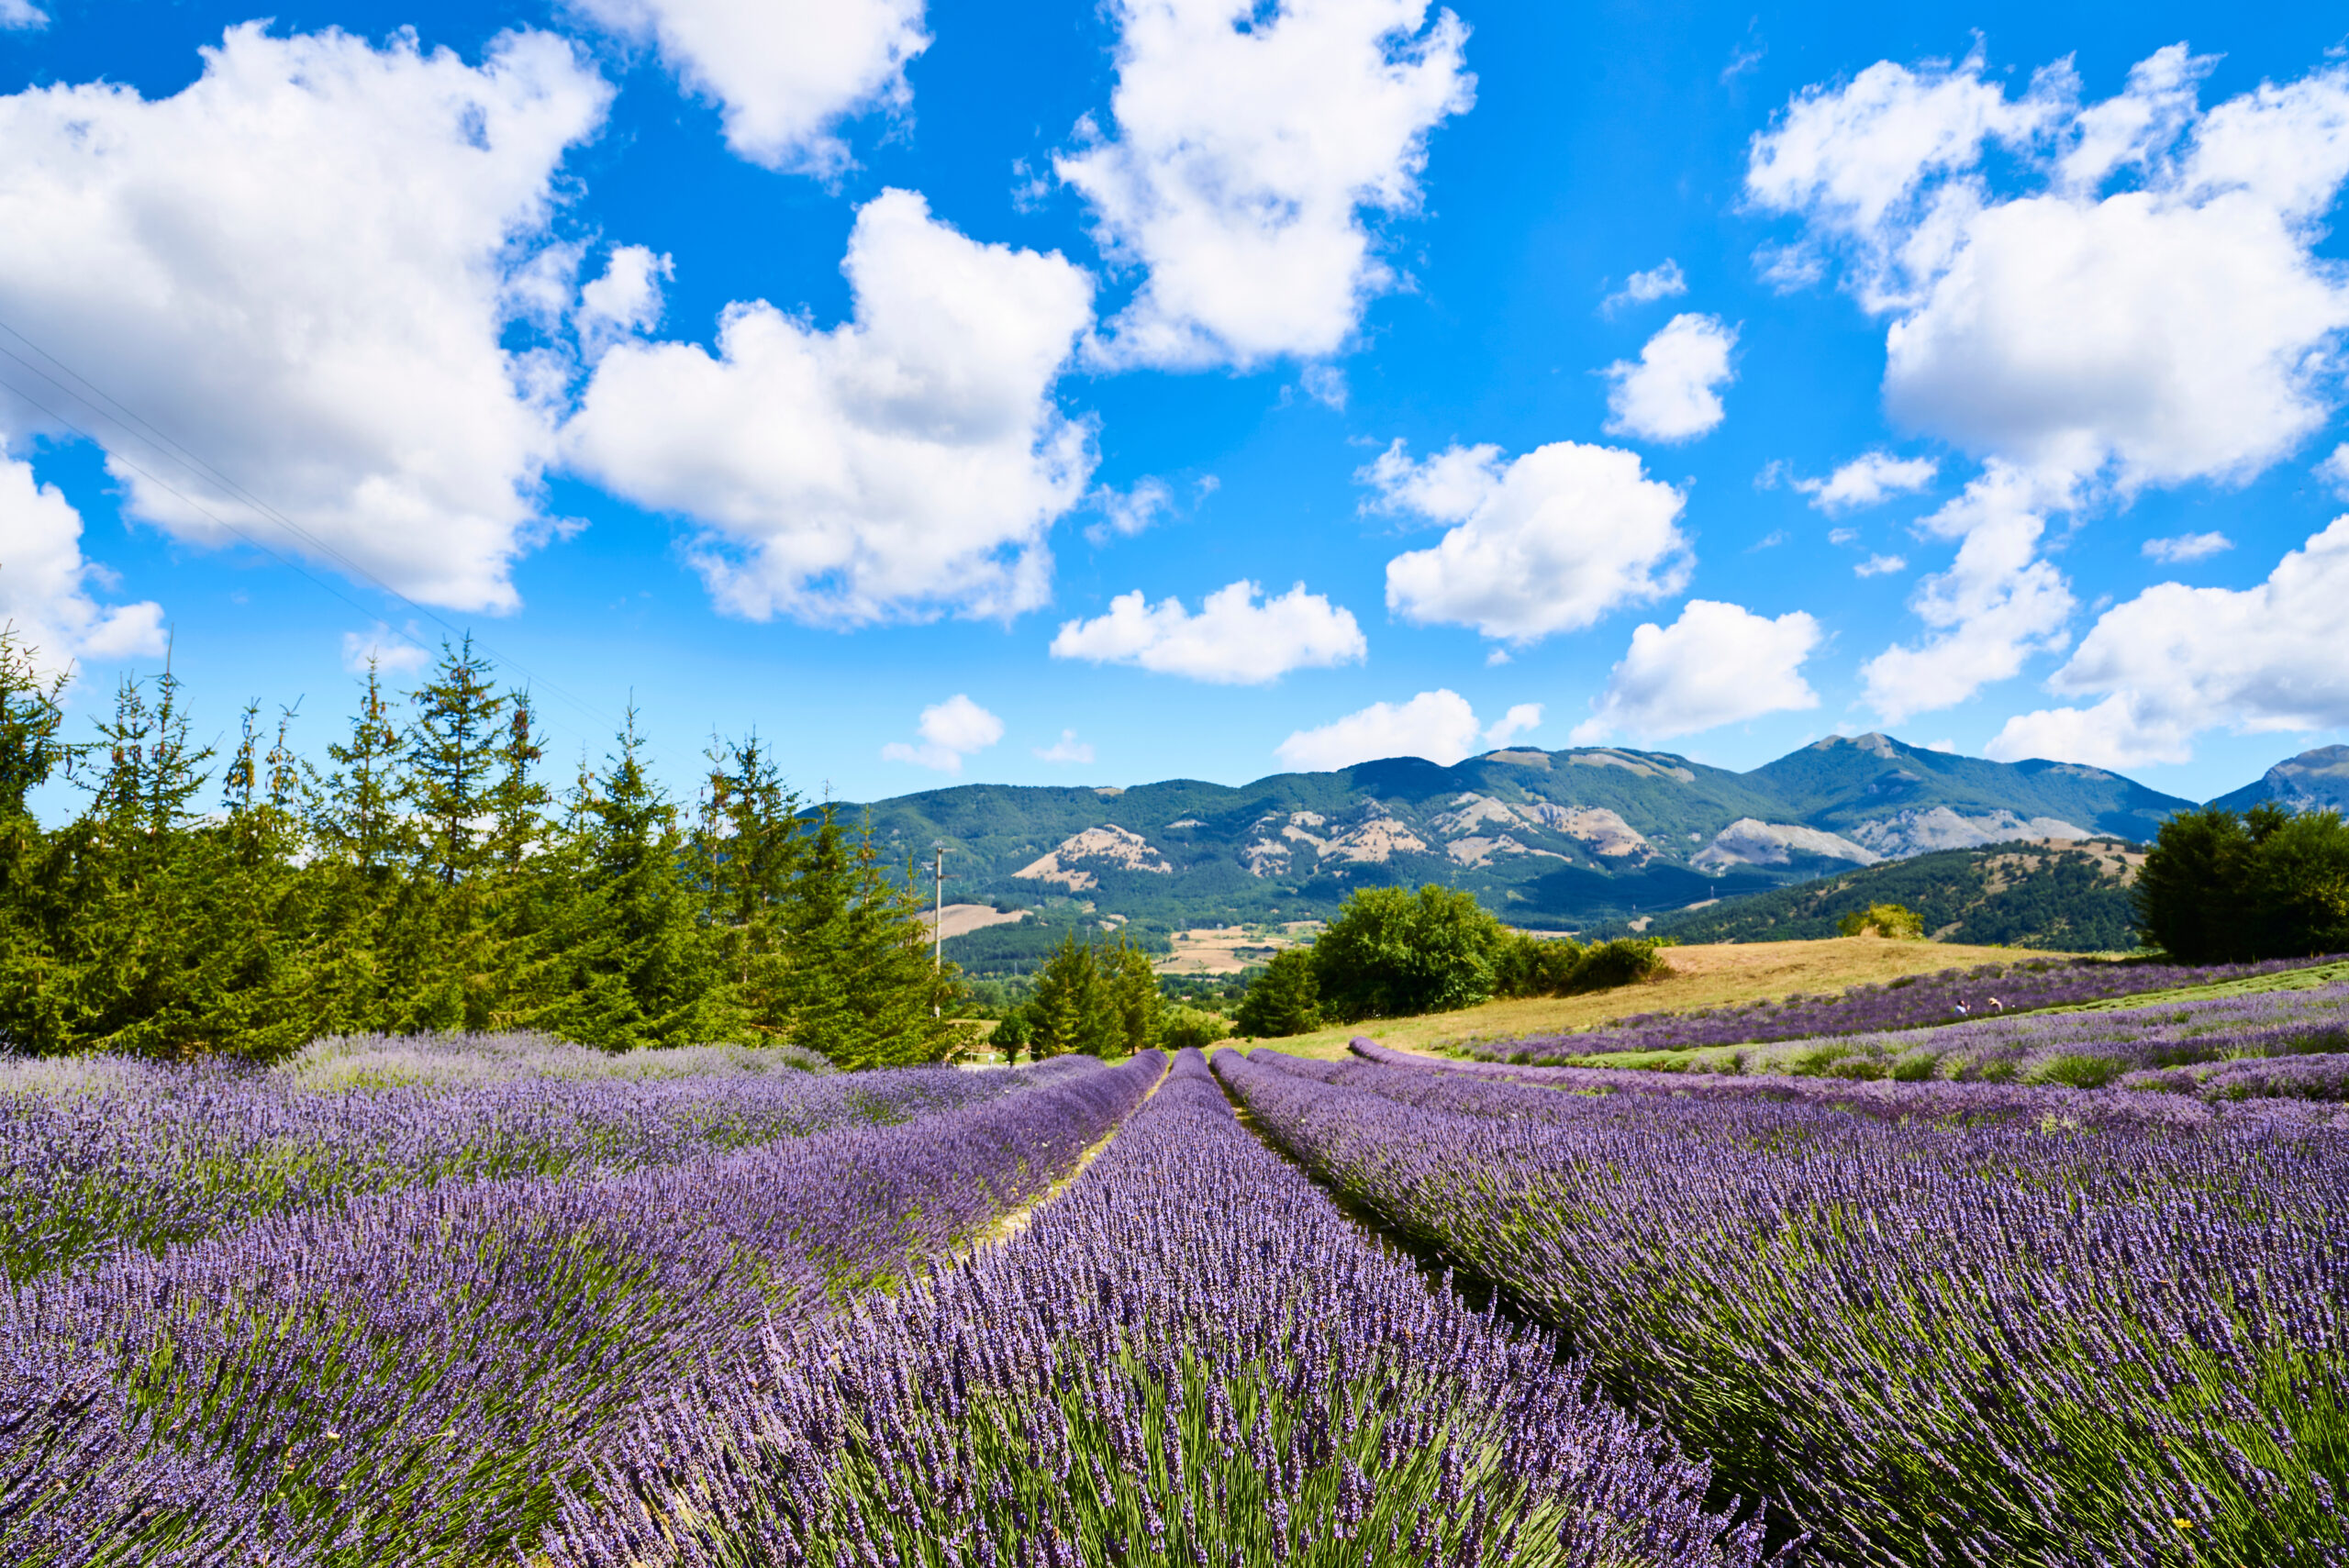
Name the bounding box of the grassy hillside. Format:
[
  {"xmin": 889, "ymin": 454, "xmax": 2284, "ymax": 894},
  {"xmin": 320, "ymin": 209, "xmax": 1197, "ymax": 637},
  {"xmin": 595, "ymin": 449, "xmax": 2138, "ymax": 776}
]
[
  {"xmin": 1634, "ymin": 838, "xmax": 2144, "ymax": 951},
  {"xmin": 1212, "ymin": 936, "xmax": 2038, "ymax": 1061}
]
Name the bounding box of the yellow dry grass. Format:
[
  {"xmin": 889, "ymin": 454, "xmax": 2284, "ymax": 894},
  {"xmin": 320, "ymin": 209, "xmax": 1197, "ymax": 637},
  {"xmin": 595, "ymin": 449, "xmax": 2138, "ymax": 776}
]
[{"xmin": 1211, "ymin": 936, "xmax": 2069, "ymax": 1062}]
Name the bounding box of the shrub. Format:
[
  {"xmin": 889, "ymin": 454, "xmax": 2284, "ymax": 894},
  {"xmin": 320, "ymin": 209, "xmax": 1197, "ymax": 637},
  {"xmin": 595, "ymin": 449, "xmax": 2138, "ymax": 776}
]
[
  {"xmin": 1311, "ymin": 884, "xmax": 1504, "ymax": 1021},
  {"xmin": 1159, "ymin": 1004, "xmax": 1232, "ymax": 1052},
  {"xmin": 1492, "ymin": 931, "xmax": 1586, "ymax": 996},
  {"xmin": 1838, "ymin": 902, "xmax": 1925, "ymax": 940},
  {"xmin": 1570, "ymin": 937, "xmax": 1671, "ymax": 991},
  {"xmin": 1233, "ymin": 950, "xmax": 1321, "ymax": 1038}
]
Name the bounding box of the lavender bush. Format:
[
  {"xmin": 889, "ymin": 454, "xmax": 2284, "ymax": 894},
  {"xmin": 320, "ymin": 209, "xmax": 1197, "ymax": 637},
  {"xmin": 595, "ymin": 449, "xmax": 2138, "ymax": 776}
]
[
  {"xmin": 2118, "ymin": 1051, "xmax": 2349, "ymax": 1102},
  {"xmin": 273, "ymin": 1030, "xmax": 836, "ymax": 1090},
  {"xmin": 0, "ymin": 1052, "xmax": 1163, "ymax": 1565},
  {"xmin": 547, "ymin": 1049, "xmax": 1779, "ymax": 1568},
  {"xmin": 0, "ymin": 1042, "xmax": 1093, "ymax": 1281},
  {"xmin": 1465, "ymin": 955, "xmax": 2347, "ymax": 1062},
  {"xmin": 1221, "ymin": 1049, "xmax": 2349, "ymax": 1567}
]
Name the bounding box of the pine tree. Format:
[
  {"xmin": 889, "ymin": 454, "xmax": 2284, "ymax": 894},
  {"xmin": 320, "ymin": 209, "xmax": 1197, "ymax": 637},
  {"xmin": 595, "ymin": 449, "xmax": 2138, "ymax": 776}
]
[
  {"xmin": 528, "ymin": 710, "xmax": 731, "ymax": 1049},
  {"xmin": 41, "ymin": 670, "xmax": 222, "ymax": 1054},
  {"xmin": 1104, "ymin": 935, "xmax": 1163, "ymax": 1055},
  {"xmin": 778, "ymin": 806, "xmax": 970, "ymax": 1067},
  {"xmin": 317, "ymin": 660, "xmax": 410, "ymax": 879},
  {"xmin": 0, "ymin": 629, "xmax": 72, "ymax": 1052},
  {"xmin": 1234, "ymin": 949, "xmax": 1321, "ymax": 1038},
  {"xmin": 1029, "ymin": 932, "xmax": 1120, "ymax": 1058},
  {"xmin": 695, "ymin": 732, "xmax": 802, "ymax": 1042},
  {"xmin": 406, "ymin": 636, "xmax": 504, "ymax": 887},
  {"xmin": 0, "ymin": 626, "xmax": 71, "ymax": 820}
]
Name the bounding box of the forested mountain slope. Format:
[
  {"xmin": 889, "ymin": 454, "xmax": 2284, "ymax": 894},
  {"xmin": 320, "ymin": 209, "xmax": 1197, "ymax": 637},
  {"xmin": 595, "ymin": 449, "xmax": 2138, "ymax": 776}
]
[
  {"xmin": 852, "ymin": 733, "xmax": 2191, "ymax": 944},
  {"xmin": 1633, "ymin": 838, "xmax": 2148, "ymax": 951}
]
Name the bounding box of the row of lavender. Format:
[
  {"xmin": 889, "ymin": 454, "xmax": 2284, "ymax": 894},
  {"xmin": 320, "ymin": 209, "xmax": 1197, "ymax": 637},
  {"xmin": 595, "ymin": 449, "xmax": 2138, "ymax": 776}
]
[
  {"xmin": 1222, "ymin": 1047, "xmax": 2349, "ymax": 1567},
  {"xmin": 545, "ymin": 1049, "xmax": 1778, "ymax": 1568},
  {"xmin": 1436, "ymin": 976, "xmax": 2349, "ymax": 1106},
  {"xmin": 1463, "ymin": 954, "xmax": 2348, "ymax": 1062},
  {"xmin": 1, "ymin": 1050, "xmax": 1163, "ymax": 1566},
  {"xmin": 0, "ymin": 1032, "xmax": 1094, "ymax": 1281},
  {"xmin": 1353, "ymin": 1036, "xmax": 2349, "ymax": 1130}
]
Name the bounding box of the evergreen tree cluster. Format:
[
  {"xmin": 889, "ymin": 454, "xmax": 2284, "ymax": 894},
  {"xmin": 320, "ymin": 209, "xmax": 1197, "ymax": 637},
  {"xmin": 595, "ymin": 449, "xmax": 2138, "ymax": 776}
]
[
  {"xmin": 989, "ymin": 931, "xmax": 1163, "ymax": 1062},
  {"xmin": 0, "ymin": 630, "xmax": 968, "ymax": 1066},
  {"xmin": 1230, "ymin": 884, "xmax": 1672, "ymax": 1038},
  {"xmin": 2135, "ymin": 804, "xmax": 2349, "ymax": 963}
]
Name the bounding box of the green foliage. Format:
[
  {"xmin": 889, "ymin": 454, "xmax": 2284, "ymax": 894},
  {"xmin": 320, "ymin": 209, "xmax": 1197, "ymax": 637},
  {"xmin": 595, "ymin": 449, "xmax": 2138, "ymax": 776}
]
[
  {"xmin": 2137, "ymin": 805, "xmax": 2349, "ymax": 962},
  {"xmin": 988, "ymin": 1006, "xmax": 1031, "ymax": 1062},
  {"xmin": 1488, "ymin": 930, "xmax": 1668, "ymax": 999},
  {"xmin": 1159, "ymin": 1004, "xmax": 1232, "ymax": 1051},
  {"xmin": 1022, "ymin": 932, "xmax": 1159, "ymax": 1058},
  {"xmin": 1233, "ymin": 949, "xmax": 1321, "ymax": 1037},
  {"xmin": 1310, "ymin": 884, "xmax": 1504, "ymax": 1021},
  {"xmin": 1491, "ymin": 930, "xmax": 1586, "ymax": 996},
  {"xmin": 1565, "ymin": 937, "xmax": 1672, "ymax": 990},
  {"xmin": 0, "ymin": 636, "xmax": 967, "ymax": 1067},
  {"xmin": 1837, "ymin": 902, "xmax": 1925, "ymax": 940}
]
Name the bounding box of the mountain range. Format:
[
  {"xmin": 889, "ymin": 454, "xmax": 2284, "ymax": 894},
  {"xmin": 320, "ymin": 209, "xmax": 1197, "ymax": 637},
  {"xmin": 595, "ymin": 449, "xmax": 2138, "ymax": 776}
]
[{"xmin": 849, "ymin": 735, "xmax": 2342, "ymax": 958}]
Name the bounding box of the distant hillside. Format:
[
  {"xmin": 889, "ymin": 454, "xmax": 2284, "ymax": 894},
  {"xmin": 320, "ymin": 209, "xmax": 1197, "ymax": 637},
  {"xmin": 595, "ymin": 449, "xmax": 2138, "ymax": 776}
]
[
  {"xmin": 1636, "ymin": 838, "xmax": 2147, "ymax": 951},
  {"xmin": 859, "ymin": 732, "xmax": 2195, "ymax": 947},
  {"xmin": 2210, "ymin": 745, "xmax": 2349, "ymax": 817}
]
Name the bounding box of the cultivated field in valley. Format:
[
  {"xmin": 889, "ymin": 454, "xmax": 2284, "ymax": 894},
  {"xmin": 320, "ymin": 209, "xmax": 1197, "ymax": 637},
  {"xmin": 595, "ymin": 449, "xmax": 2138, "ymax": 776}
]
[{"xmin": 1235, "ymin": 936, "xmax": 2050, "ymax": 1061}]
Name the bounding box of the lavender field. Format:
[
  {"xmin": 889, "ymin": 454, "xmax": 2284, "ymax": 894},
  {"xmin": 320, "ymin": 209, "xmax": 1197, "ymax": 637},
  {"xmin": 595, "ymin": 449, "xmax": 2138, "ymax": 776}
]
[
  {"xmin": 1461, "ymin": 953, "xmax": 2349, "ymax": 1063},
  {"xmin": 11, "ymin": 1019, "xmax": 2345, "ymax": 1564},
  {"xmin": 1225, "ymin": 1047, "xmax": 2349, "ymax": 1566},
  {"xmin": 1424, "ymin": 977, "xmax": 2349, "ymax": 1107}
]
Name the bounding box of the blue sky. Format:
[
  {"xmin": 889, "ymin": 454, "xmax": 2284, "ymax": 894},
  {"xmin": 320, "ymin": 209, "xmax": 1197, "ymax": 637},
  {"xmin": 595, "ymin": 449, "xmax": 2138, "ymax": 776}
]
[{"xmin": 3, "ymin": 0, "xmax": 2345, "ymax": 814}]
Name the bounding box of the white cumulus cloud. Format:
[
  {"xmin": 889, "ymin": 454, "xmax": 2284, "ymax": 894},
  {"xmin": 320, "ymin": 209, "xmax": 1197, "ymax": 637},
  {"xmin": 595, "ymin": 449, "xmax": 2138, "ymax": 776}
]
[
  {"xmin": 1034, "ymin": 728, "xmax": 1096, "ymax": 764},
  {"xmin": 1, "ymin": 0, "xmax": 47, "ymax": 30},
  {"xmin": 0, "ymin": 448, "xmax": 165, "ymax": 674},
  {"xmin": 1601, "ymin": 259, "xmax": 1687, "ymax": 315},
  {"xmin": 569, "ymin": 0, "xmax": 927, "ymax": 174},
  {"xmin": 2141, "ymin": 530, "xmax": 2232, "ymax": 564},
  {"xmin": 882, "ymin": 694, "xmax": 1005, "ymax": 773},
  {"xmin": 2321, "ymin": 443, "xmax": 2349, "ymax": 495},
  {"xmin": 1796, "ymin": 450, "xmax": 1938, "ymax": 511},
  {"xmin": 1854, "ymin": 553, "xmax": 1907, "ymax": 577},
  {"xmin": 340, "ymin": 624, "xmax": 432, "ymax": 675},
  {"xmin": 577, "ymin": 245, "xmax": 674, "ymax": 359},
  {"xmin": 1058, "ymin": 0, "xmax": 1474, "ymax": 370},
  {"xmin": 1085, "ymin": 477, "xmax": 1175, "ymax": 544},
  {"xmin": 1756, "ymin": 44, "xmax": 2349, "ymax": 727},
  {"xmin": 0, "ymin": 25, "xmax": 612, "ymax": 612},
  {"xmin": 1483, "ymin": 702, "xmax": 1542, "ymax": 746},
  {"xmin": 1603, "ymin": 313, "xmax": 1737, "ymax": 442},
  {"xmin": 1750, "ymin": 43, "xmax": 2349, "ymax": 491},
  {"xmin": 1370, "ymin": 439, "xmax": 1691, "ymax": 644},
  {"xmin": 1275, "ymin": 688, "xmax": 1486, "ymax": 770},
  {"xmin": 1859, "ymin": 464, "xmax": 2077, "ymax": 722},
  {"xmin": 1571, "ymin": 599, "xmax": 1820, "ymax": 743},
  {"xmin": 1987, "ymin": 517, "xmax": 2349, "ymax": 767},
  {"xmin": 565, "ymin": 189, "xmax": 1097, "ymax": 626},
  {"xmin": 1050, "ymin": 578, "xmax": 1365, "ymax": 684}
]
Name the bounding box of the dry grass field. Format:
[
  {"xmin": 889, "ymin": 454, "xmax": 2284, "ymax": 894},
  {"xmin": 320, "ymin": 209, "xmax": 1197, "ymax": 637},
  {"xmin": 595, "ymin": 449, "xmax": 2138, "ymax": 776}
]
[{"xmin": 1218, "ymin": 936, "xmax": 2065, "ymax": 1062}]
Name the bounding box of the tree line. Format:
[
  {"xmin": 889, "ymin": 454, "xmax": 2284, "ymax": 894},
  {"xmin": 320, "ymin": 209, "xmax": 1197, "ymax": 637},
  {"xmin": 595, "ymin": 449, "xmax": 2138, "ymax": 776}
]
[
  {"xmin": 2136, "ymin": 804, "xmax": 2349, "ymax": 962},
  {"xmin": 0, "ymin": 630, "xmax": 965, "ymax": 1065},
  {"xmin": 1231, "ymin": 884, "xmax": 1671, "ymax": 1038}
]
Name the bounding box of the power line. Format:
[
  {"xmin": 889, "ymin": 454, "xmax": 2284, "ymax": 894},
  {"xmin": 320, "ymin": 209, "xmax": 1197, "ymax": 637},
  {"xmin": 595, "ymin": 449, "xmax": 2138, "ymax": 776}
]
[{"xmin": 0, "ymin": 317, "xmax": 614, "ymax": 738}]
